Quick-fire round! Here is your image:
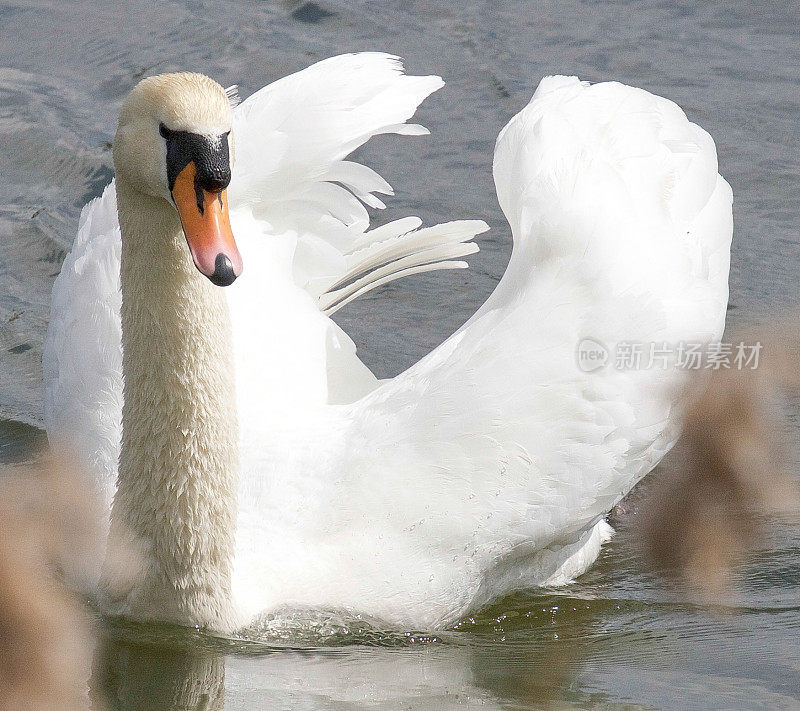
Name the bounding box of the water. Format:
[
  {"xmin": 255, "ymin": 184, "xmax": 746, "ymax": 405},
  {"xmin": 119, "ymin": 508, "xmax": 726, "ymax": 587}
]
[{"xmin": 1, "ymin": 0, "xmax": 799, "ymax": 708}]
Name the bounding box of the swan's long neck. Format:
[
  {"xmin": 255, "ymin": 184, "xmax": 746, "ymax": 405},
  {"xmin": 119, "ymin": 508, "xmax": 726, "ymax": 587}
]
[{"xmin": 106, "ymin": 178, "xmax": 239, "ymax": 630}]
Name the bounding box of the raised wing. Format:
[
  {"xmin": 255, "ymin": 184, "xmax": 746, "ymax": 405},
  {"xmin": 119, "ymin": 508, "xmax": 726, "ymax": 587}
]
[
  {"xmin": 320, "ymin": 76, "xmax": 733, "ymax": 623},
  {"xmin": 227, "ymin": 52, "xmax": 486, "ymax": 311}
]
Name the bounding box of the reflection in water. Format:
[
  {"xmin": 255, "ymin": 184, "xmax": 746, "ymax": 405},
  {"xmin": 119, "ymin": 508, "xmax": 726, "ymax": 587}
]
[
  {"xmin": 95, "ymin": 637, "xmax": 225, "ymax": 711},
  {"xmin": 0, "ymin": 419, "xmax": 47, "ymax": 464},
  {"xmin": 90, "ymin": 598, "xmax": 622, "ymax": 710},
  {"xmin": 90, "ymin": 581, "xmax": 800, "ymax": 710},
  {"xmin": 94, "ymin": 634, "xmax": 504, "ymax": 711}
]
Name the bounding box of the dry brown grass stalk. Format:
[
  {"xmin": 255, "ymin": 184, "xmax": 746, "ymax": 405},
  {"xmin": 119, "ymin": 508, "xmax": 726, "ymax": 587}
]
[
  {"xmin": 0, "ymin": 456, "xmax": 101, "ymax": 711},
  {"xmin": 641, "ymin": 324, "xmax": 800, "ymax": 598}
]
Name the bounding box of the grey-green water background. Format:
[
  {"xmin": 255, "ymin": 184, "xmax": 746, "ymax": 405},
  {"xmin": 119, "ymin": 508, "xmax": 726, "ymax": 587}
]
[{"xmin": 1, "ymin": 0, "xmax": 799, "ymax": 708}]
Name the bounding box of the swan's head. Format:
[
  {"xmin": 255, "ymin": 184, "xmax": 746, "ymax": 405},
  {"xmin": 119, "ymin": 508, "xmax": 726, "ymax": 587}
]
[{"xmin": 113, "ymin": 72, "xmax": 241, "ymax": 286}]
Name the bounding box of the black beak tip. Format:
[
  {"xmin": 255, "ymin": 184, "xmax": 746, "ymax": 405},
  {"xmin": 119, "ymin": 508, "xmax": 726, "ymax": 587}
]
[{"xmin": 208, "ymin": 253, "xmax": 237, "ymax": 287}]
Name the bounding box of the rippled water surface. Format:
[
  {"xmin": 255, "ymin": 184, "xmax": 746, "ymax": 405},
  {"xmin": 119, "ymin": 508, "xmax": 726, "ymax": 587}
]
[{"xmin": 1, "ymin": 0, "xmax": 800, "ymax": 708}]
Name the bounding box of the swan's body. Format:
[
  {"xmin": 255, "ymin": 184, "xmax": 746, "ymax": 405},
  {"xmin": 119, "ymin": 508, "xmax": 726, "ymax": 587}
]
[{"xmin": 44, "ymin": 54, "xmax": 732, "ymax": 632}]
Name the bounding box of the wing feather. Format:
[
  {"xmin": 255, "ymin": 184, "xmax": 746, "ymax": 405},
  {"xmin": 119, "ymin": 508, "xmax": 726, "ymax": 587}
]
[
  {"xmin": 43, "ymin": 183, "xmax": 122, "ymax": 519},
  {"xmin": 321, "ymin": 76, "xmax": 733, "ymax": 623},
  {"xmin": 227, "ymin": 52, "xmax": 485, "ymax": 308}
]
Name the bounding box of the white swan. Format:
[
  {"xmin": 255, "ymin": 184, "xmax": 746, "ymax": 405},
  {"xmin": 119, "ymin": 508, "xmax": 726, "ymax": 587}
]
[{"xmin": 43, "ymin": 53, "xmax": 732, "ymax": 632}]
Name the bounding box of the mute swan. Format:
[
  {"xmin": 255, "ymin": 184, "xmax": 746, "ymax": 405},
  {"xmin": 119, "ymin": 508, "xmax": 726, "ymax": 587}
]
[{"xmin": 43, "ymin": 53, "xmax": 732, "ymax": 633}]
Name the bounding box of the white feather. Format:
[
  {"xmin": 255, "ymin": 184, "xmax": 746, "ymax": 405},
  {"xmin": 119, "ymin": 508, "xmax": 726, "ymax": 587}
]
[{"xmin": 224, "ymin": 84, "xmax": 240, "ymax": 109}]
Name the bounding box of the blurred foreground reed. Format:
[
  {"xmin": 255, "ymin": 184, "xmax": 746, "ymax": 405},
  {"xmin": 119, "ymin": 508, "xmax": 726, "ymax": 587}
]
[
  {"xmin": 640, "ymin": 326, "xmax": 800, "ymax": 598},
  {"xmin": 0, "ymin": 456, "xmax": 99, "ymax": 711}
]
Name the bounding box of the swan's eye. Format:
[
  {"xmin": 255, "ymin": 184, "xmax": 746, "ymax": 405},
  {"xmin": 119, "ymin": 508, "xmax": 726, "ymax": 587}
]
[{"xmin": 159, "ymin": 123, "xmax": 173, "ymax": 139}]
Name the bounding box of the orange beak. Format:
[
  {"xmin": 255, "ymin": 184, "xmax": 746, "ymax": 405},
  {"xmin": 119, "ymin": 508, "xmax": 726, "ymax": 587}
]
[{"xmin": 171, "ymin": 161, "xmax": 242, "ymax": 286}]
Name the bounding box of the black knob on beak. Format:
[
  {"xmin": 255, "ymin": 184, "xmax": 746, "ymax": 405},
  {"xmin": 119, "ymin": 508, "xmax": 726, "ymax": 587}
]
[
  {"xmin": 209, "ymin": 253, "xmax": 238, "ymax": 286},
  {"xmin": 198, "ymin": 174, "xmax": 230, "ymax": 194}
]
